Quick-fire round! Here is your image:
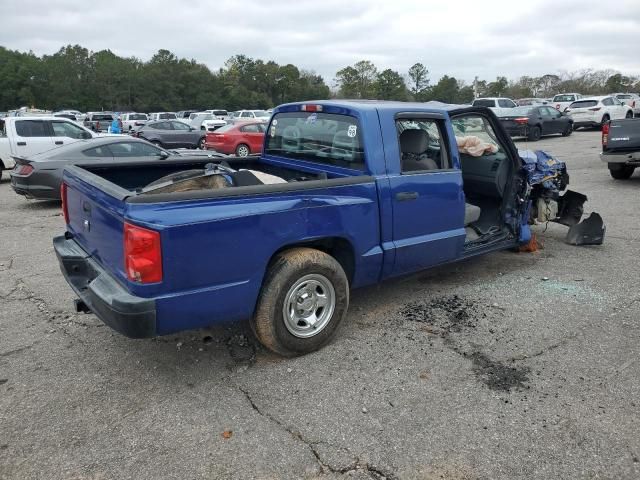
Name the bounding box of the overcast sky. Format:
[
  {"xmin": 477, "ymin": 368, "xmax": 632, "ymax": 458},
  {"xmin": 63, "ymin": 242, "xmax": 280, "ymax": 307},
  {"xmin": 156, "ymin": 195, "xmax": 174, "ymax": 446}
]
[{"xmin": 2, "ymin": 0, "xmax": 639, "ymax": 85}]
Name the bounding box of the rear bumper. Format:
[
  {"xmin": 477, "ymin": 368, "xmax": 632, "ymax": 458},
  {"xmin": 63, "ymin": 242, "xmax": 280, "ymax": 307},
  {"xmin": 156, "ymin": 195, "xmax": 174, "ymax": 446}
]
[
  {"xmin": 10, "ymin": 175, "xmax": 59, "ymax": 200},
  {"xmin": 572, "ymin": 120, "xmax": 599, "ymax": 128},
  {"xmin": 600, "ymin": 151, "xmax": 640, "ymax": 165},
  {"xmin": 503, "ymin": 125, "xmax": 528, "ymax": 137},
  {"xmin": 53, "ymin": 235, "xmax": 156, "ymax": 338}
]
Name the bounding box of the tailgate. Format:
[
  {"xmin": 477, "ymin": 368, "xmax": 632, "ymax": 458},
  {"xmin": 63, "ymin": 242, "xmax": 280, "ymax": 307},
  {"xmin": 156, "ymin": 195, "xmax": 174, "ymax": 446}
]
[
  {"xmin": 64, "ymin": 169, "xmax": 129, "ymax": 285},
  {"xmin": 606, "ymin": 119, "xmax": 640, "ymax": 152}
]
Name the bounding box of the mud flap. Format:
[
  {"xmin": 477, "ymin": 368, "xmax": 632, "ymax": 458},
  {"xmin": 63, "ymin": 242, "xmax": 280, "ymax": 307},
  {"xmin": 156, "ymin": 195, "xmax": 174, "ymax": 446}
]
[
  {"xmin": 566, "ymin": 213, "xmax": 606, "ymax": 246},
  {"xmin": 555, "ymin": 190, "xmax": 587, "ymax": 227}
]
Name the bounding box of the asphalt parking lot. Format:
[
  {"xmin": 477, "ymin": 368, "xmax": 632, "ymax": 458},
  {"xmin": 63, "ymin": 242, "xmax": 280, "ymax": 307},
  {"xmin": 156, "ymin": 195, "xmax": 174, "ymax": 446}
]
[{"xmin": 1, "ymin": 129, "xmax": 639, "ymax": 480}]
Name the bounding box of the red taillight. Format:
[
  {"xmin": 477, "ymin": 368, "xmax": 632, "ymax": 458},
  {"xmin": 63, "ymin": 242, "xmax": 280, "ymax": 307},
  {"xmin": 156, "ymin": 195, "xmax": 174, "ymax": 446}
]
[
  {"xmin": 124, "ymin": 223, "xmax": 162, "ymax": 283},
  {"xmin": 514, "ymin": 117, "xmax": 529, "ymax": 125},
  {"xmin": 589, "ymin": 107, "xmax": 601, "ymax": 111},
  {"xmin": 301, "ymin": 104, "xmax": 323, "ymax": 112},
  {"xmin": 602, "ymin": 122, "xmax": 609, "ymax": 147},
  {"xmin": 14, "ymin": 164, "xmax": 34, "ymax": 176},
  {"xmin": 61, "ymin": 183, "xmax": 69, "ymax": 224}
]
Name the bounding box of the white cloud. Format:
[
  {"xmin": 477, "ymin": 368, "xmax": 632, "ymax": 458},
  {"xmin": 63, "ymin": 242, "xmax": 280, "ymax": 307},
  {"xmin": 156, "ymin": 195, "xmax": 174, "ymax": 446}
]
[{"xmin": 1, "ymin": 0, "xmax": 639, "ymax": 83}]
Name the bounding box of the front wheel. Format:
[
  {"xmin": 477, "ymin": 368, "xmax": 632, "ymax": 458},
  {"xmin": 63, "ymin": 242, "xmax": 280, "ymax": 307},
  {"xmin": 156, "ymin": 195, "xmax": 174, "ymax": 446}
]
[
  {"xmin": 252, "ymin": 248, "xmax": 349, "ymax": 356},
  {"xmin": 236, "ymin": 143, "xmax": 250, "ymax": 157},
  {"xmin": 626, "ymin": 111, "xmax": 633, "ymax": 119},
  {"xmin": 527, "ymin": 126, "xmax": 541, "ymax": 141},
  {"xmin": 609, "ymin": 164, "xmax": 635, "ymax": 180}
]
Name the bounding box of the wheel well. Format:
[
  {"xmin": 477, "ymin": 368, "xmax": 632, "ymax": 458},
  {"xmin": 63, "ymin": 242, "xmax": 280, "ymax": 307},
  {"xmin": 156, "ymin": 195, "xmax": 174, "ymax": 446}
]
[{"xmin": 269, "ymin": 238, "xmax": 356, "ymax": 284}]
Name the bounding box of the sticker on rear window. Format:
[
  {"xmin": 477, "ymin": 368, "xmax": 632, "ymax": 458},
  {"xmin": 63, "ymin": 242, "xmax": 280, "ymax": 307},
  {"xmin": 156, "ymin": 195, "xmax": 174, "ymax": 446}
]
[
  {"xmin": 305, "ymin": 113, "xmax": 317, "ymax": 124},
  {"xmin": 347, "ymin": 125, "xmax": 357, "ymax": 137}
]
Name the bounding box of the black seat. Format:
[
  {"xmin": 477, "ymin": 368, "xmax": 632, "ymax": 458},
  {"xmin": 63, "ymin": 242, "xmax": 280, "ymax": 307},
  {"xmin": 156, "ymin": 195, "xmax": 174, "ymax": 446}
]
[{"xmin": 399, "ymin": 129, "xmax": 438, "ymax": 171}]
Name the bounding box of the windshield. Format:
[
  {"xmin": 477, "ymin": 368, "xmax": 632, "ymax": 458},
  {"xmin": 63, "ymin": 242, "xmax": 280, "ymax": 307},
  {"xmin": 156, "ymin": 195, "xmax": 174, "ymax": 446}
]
[
  {"xmin": 265, "ymin": 111, "xmax": 365, "ymax": 170},
  {"xmin": 253, "ymin": 110, "xmax": 269, "ymax": 117},
  {"xmin": 569, "ymin": 100, "xmax": 597, "ymax": 109},
  {"xmin": 616, "ymin": 94, "xmax": 632, "ymax": 99},
  {"xmin": 502, "ymin": 107, "xmax": 533, "ymax": 116},
  {"xmin": 159, "ymin": 113, "xmax": 176, "ymax": 119},
  {"xmin": 130, "ymin": 114, "xmax": 147, "ymax": 120},
  {"xmin": 93, "ymin": 114, "xmax": 113, "ymax": 121},
  {"xmin": 212, "ymin": 124, "xmax": 235, "ymax": 133},
  {"xmin": 473, "ymin": 99, "xmax": 496, "ymax": 107},
  {"xmin": 553, "ymin": 95, "xmax": 576, "ymax": 102},
  {"xmin": 212, "ymin": 110, "xmax": 227, "ymax": 116}
]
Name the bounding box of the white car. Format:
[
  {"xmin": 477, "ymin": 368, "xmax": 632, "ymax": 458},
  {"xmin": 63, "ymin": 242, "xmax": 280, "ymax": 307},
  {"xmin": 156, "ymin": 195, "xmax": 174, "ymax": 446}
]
[
  {"xmin": 120, "ymin": 113, "xmax": 149, "ymax": 132},
  {"xmin": 187, "ymin": 112, "xmax": 227, "ymax": 132},
  {"xmin": 471, "ymin": 98, "xmax": 518, "ymax": 109},
  {"xmin": 613, "ymin": 93, "xmax": 640, "ymax": 117},
  {"xmin": 551, "ymin": 93, "xmax": 582, "ymax": 112},
  {"xmin": 0, "ymin": 116, "xmax": 102, "ymax": 180},
  {"xmin": 565, "ymin": 96, "xmax": 633, "ymax": 130},
  {"xmin": 229, "ymin": 110, "xmax": 271, "ymax": 121},
  {"xmin": 204, "ymin": 109, "xmax": 229, "ymax": 121},
  {"xmin": 148, "ymin": 112, "xmax": 177, "ymax": 121}
]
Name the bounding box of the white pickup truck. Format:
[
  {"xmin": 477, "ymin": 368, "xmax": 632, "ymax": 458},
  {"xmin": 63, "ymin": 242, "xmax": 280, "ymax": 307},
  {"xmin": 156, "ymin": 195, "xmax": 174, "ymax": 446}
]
[{"xmin": 0, "ymin": 116, "xmax": 105, "ymax": 180}]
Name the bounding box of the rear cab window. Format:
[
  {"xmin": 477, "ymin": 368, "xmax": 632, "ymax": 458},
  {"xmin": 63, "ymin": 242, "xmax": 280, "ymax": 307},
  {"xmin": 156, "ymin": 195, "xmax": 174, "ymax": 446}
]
[
  {"xmin": 569, "ymin": 100, "xmax": 598, "ymax": 109},
  {"xmin": 473, "ymin": 99, "xmax": 497, "ymax": 108},
  {"xmin": 265, "ymin": 111, "xmax": 365, "ymax": 171}
]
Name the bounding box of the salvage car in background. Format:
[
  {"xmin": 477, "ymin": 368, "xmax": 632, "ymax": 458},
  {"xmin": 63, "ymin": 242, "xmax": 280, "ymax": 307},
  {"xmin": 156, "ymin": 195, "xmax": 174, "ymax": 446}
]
[
  {"xmin": 204, "ymin": 121, "xmax": 265, "ymax": 156},
  {"xmin": 551, "ymin": 93, "xmax": 582, "ymax": 112},
  {"xmin": 10, "ymin": 137, "xmax": 184, "ymax": 200},
  {"xmin": 54, "ymin": 101, "xmax": 604, "ymax": 357},
  {"xmin": 83, "ymin": 112, "xmax": 114, "ymax": 132},
  {"xmin": 498, "ymin": 105, "xmax": 573, "ymax": 141},
  {"xmin": 1, "ymin": 116, "xmax": 99, "ymax": 180},
  {"xmin": 613, "ymin": 93, "xmax": 640, "ymax": 117},
  {"xmin": 566, "ymin": 96, "xmax": 633, "ymax": 130},
  {"xmin": 121, "ymin": 113, "xmax": 149, "ymax": 132},
  {"xmin": 135, "ymin": 120, "xmax": 206, "ymax": 149},
  {"xmin": 601, "ymin": 118, "xmax": 640, "ymax": 179}
]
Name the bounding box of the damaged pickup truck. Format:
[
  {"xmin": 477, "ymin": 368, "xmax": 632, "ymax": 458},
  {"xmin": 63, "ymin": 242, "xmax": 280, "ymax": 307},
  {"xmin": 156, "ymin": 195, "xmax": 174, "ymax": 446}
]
[{"xmin": 54, "ymin": 101, "xmax": 605, "ymax": 356}]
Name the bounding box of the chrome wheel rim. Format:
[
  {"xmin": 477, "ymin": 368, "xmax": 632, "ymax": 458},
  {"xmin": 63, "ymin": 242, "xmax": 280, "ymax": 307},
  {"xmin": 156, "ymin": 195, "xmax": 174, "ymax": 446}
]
[
  {"xmin": 283, "ymin": 274, "xmax": 336, "ymax": 338},
  {"xmin": 237, "ymin": 145, "xmax": 249, "ymax": 156}
]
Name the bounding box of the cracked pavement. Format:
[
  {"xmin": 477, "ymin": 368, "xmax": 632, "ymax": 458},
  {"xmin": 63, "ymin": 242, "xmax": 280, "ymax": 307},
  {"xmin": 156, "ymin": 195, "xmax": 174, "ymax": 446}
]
[{"xmin": 1, "ymin": 130, "xmax": 639, "ymax": 479}]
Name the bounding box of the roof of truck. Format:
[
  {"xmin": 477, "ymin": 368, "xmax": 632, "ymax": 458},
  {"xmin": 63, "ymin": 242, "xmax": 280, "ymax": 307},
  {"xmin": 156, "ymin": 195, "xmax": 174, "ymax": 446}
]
[{"xmin": 278, "ymin": 100, "xmax": 472, "ymax": 113}]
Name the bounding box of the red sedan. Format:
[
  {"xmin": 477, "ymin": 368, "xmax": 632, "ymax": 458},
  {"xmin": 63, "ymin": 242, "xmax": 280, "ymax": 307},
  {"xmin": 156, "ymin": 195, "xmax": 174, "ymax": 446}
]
[{"xmin": 205, "ymin": 121, "xmax": 266, "ymax": 156}]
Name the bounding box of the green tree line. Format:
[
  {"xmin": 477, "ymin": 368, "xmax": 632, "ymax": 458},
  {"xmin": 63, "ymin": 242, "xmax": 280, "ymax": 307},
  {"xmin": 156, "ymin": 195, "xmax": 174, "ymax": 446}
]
[{"xmin": 1, "ymin": 45, "xmax": 639, "ymax": 112}]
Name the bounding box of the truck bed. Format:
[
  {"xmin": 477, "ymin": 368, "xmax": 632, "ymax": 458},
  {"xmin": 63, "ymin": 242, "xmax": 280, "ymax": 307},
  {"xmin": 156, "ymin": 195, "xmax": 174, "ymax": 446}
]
[{"xmin": 70, "ymin": 155, "xmax": 368, "ymax": 203}]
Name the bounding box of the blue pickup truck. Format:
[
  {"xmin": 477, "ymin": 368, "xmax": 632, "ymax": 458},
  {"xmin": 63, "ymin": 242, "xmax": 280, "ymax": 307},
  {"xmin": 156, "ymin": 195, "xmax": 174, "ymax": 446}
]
[{"xmin": 54, "ymin": 101, "xmax": 604, "ymax": 356}]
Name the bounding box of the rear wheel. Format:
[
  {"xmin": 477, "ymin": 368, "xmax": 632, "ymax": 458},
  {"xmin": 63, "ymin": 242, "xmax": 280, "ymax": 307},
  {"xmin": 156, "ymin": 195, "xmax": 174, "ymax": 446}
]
[
  {"xmin": 527, "ymin": 126, "xmax": 541, "ymax": 141},
  {"xmin": 626, "ymin": 111, "xmax": 633, "ymax": 119},
  {"xmin": 197, "ymin": 137, "xmax": 205, "ymax": 150},
  {"xmin": 608, "ymin": 164, "xmax": 635, "ymax": 180},
  {"xmin": 600, "ymin": 115, "xmax": 610, "ymax": 129},
  {"xmin": 562, "ymin": 124, "xmax": 573, "ymax": 136},
  {"xmin": 252, "ymin": 248, "xmax": 349, "ymax": 356},
  {"xmin": 236, "ymin": 143, "xmax": 250, "ymax": 157}
]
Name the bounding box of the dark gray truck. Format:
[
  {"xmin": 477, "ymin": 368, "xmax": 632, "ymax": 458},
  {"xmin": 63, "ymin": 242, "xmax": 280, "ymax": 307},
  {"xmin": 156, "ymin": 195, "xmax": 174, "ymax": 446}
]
[{"xmin": 602, "ymin": 118, "xmax": 640, "ymax": 179}]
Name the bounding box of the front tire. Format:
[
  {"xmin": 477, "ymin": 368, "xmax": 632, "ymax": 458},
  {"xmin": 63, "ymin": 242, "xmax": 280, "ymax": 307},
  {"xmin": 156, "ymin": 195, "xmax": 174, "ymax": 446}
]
[
  {"xmin": 236, "ymin": 143, "xmax": 250, "ymax": 157},
  {"xmin": 609, "ymin": 164, "xmax": 635, "ymax": 180},
  {"xmin": 252, "ymin": 248, "xmax": 349, "ymax": 357}
]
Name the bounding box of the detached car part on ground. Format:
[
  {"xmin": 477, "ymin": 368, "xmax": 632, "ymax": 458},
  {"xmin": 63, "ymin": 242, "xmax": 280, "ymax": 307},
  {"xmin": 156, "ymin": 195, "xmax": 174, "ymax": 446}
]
[{"xmin": 53, "ymin": 101, "xmax": 605, "ymax": 357}]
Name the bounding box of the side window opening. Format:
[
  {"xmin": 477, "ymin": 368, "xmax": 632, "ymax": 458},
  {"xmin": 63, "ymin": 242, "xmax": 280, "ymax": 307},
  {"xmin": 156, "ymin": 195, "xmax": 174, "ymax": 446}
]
[
  {"xmin": 396, "ymin": 119, "xmax": 449, "ymax": 173},
  {"xmin": 15, "ymin": 120, "xmax": 49, "ymax": 137}
]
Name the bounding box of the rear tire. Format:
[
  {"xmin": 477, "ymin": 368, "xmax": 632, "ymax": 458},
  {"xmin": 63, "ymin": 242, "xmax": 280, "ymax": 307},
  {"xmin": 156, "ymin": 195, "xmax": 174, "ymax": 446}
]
[
  {"xmin": 252, "ymin": 248, "xmax": 349, "ymax": 357},
  {"xmin": 562, "ymin": 124, "xmax": 573, "ymax": 136},
  {"xmin": 527, "ymin": 126, "xmax": 541, "ymax": 141},
  {"xmin": 608, "ymin": 164, "xmax": 635, "ymax": 180},
  {"xmin": 626, "ymin": 111, "xmax": 633, "ymax": 119},
  {"xmin": 236, "ymin": 143, "xmax": 250, "ymax": 157},
  {"xmin": 197, "ymin": 137, "xmax": 205, "ymax": 150}
]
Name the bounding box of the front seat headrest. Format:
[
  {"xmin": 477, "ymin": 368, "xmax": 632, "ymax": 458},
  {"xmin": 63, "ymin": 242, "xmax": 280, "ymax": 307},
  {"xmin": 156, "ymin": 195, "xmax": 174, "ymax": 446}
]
[{"xmin": 400, "ymin": 129, "xmax": 429, "ymax": 154}]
